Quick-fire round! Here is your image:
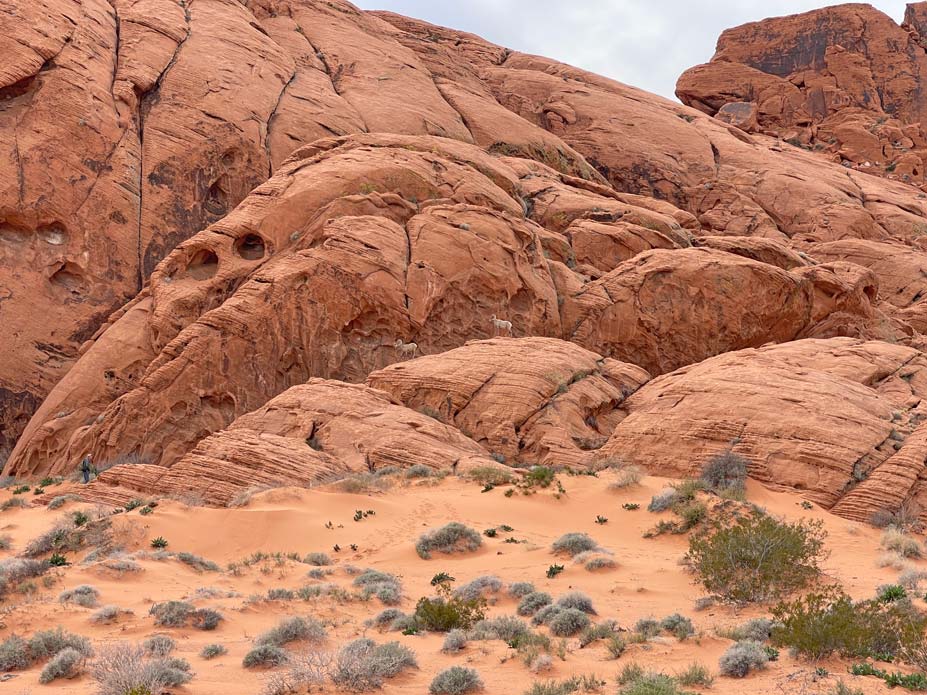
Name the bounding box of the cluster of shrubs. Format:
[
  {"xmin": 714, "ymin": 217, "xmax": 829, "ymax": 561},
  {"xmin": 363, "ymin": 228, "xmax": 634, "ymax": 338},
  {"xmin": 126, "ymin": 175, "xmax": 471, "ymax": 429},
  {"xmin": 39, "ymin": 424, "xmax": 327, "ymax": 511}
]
[
  {"xmin": 618, "ymin": 662, "xmax": 712, "ymax": 694},
  {"xmin": 92, "ymin": 642, "xmax": 192, "ymax": 694},
  {"xmin": 352, "ymin": 568, "xmax": 402, "ymax": 605},
  {"xmin": 0, "ymin": 627, "xmax": 93, "ymax": 683},
  {"xmin": 243, "ymin": 616, "xmax": 327, "ymax": 668},
  {"xmin": 633, "ymin": 614, "xmax": 695, "ymax": 641}
]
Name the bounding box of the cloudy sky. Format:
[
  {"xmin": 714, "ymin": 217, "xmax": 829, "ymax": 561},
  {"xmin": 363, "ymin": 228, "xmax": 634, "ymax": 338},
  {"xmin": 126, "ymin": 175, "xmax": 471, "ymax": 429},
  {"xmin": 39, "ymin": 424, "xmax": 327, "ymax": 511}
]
[{"xmin": 354, "ymin": 1, "xmax": 909, "ymax": 101}]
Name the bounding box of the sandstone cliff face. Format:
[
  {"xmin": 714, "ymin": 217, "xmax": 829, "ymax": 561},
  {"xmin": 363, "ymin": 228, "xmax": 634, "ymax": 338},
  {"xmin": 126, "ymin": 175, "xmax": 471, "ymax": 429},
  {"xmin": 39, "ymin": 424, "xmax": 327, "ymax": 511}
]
[
  {"xmin": 5, "ymin": 1, "xmax": 927, "ymax": 525},
  {"xmin": 677, "ymin": 2, "xmax": 927, "ymax": 187}
]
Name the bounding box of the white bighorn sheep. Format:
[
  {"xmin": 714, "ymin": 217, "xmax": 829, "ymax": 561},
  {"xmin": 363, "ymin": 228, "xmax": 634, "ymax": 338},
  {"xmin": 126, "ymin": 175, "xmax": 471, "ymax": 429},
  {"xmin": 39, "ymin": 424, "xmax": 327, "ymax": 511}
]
[
  {"xmin": 394, "ymin": 339, "xmax": 418, "ymax": 359},
  {"xmin": 490, "ymin": 314, "xmax": 513, "ymax": 336}
]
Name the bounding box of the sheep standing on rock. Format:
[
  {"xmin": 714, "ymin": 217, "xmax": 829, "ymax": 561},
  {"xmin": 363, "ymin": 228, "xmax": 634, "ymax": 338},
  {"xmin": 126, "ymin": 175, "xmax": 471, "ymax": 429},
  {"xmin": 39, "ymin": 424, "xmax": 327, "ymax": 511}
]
[
  {"xmin": 490, "ymin": 315, "xmax": 513, "ymax": 336},
  {"xmin": 394, "ymin": 339, "xmax": 418, "ymax": 359}
]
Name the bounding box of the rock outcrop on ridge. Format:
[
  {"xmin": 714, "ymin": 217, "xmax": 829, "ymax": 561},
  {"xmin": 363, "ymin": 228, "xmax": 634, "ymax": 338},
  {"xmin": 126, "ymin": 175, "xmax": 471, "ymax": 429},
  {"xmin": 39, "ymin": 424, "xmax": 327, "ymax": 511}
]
[{"xmin": 4, "ymin": 0, "xmax": 927, "ymax": 525}]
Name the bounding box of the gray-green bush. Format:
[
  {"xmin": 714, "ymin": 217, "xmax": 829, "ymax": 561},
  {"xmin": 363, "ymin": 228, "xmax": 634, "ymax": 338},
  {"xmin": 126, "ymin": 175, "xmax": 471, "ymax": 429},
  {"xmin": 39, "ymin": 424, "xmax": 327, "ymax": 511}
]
[
  {"xmin": 430, "ymin": 665, "xmax": 483, "ymax": 694},
  {"xmin": 416, "ymin": 523, "xmax": 482, "ymax": 559}
]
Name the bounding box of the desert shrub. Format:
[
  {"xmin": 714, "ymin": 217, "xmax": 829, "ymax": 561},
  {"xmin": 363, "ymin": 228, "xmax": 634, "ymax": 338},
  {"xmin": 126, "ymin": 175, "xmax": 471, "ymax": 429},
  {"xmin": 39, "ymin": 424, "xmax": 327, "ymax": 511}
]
[
  {"xmin": 677, "ymin": 662, "xmax": 713, "ymax": 687},
  {"xmin": 200, "ymin": 643, "xmax": 227, "ymax": 659},
  {"xmin": 143, "ymin": 634, "xmax": 175, "ymax": 657},
  {"xmin": 416, "ymin": 523, "xmax": 482, "ymax": 559},
  {"xmin": 686, "ymin": 510, "xmax": 826, "ymax": 603},
  {"xmin": 23, "ymin": 519, "xmax": 83, "ymax": 557},
  {"xmin": 262, "ymin": 649, "xmax": 333, "ymax": 695},
  {"xmin": 633, "ymin": 618, "xmax": 660, "ymax": 639},
  {"xmin": 304, "ymin": 552, "xmax": 331, "ymax": 566},
  {"xmin": 39, "ymin": 646, "xmax": 86, "ymax": 683},
  {"xmin": 701, "ymin": 451, "xmax": 749, "ymax": 495},
  {"xmin": 352, "ymin": 568, "xmax": 402, "ymax": 605},
  {"xmin": 27, "ymin": 627, "xmax": 93, "ymax": 660},
  {"xmin": 331, "ymin": 638, "xmax": 417, "ymax": 690},
  {"xmin": 406, "ymin": 464, "xmax": 435, "ymax": 479},
  {"xmin": 1, "ymin": 497, "xmax": 28, "ymax": 511},
  {"xmin": 517, "ymin": 591, "xmax": 552, "ymax": 616},
  {"xmin": 307, "ymin": 567, "xmax": 331, "ymax": 579},
  {"xmin": 92, "ymin": 643, "xmax": 174, "ymax": 695},
  {"xmin": 660, "ymin": 613, "xmax": 694, "ymax": 640},
  {"xmin": 414, "ymin": 584, "xmax": 486, "ymax": 632},
  {"xmin": 442, "ymin": 629, "xmax": 468, "ymax": 653},
  {"xmin": 771, "ymin": 587, "xmax": 927, "ymax": 662},
  {"xmin": 430, "ymin": 666, "xmax": 483, "ymax": 694},
  {"xmin": 526, "ymin": 674, "xmax": 608, "ymax": 694},
  {"xmin": 47, "ymin": 494, "xmax": 79, "ymax": 510},
  {"xmin": 584, "ymin": 555, "xmax": 616, "ymax": 571},
  {"xmin": 877, "ymin": 584, "xmax": 907, "ymax": 603},
  {"xmin": 899, "ymin": 568, "xmax": 927, "ymax": 590},
  {"xmin": 551, "ymin": 532, "xmax": 598, "ymax": 557},
  {"xmin": 509, "ymin": 581, "xmax": 535, "ymax": 598},
  {"xmin": 619, "ymin": 671, "xmax": 686, "ymax": 695},
  {"xmin": 548, "ymin": 608, "xmax": 590, "ymax": 636},
  {"xmin": 465, "ymin": 467, "xmax": 514, "ymax": 486},
  {"xmin": 256, "ymin": 616, "xmax": 326, "ymax": 647},
  {"xmin": 149, "ymin": 600, "xmax": 194, "ymax": 627},
  {"xmin": 454, "ymin": 575, "xmax": 502, "ymax": 602},
  {"xmin": 91, "ymin": 605, "xmax": 127, "ymax": 624},
  {"xmin": 0, "ymin": 635, "xmax": 32, "ymax": 671},
  {"xmin": 267, "ymin": 587, "xmax": 296, "ymax": 601},
  {"xmin": 881, "ymin": 527, "xmax": 922, "ymax": 559},
  {"xmin": 718, "ymin": 617, "xmax": 774, "ymax": 642},
  {"xmin": 469, "ymin": 615, "xmax": 529, "ymax": 642},
  {"xmin": 190, "ymin": 608, "xmax": 223, "ymax": 631},
  {"xmin": 176, "ymin": 551, "xmax": 220, "ymax": 572},
  {"xmin": 555, "ymin": 591, "xmax": 595, "ymax": 614},
  {"xmin": 718, "ymin": 640, "xmax": 768, "ymax": 678},
  {"xmin": 578, "ymin": 620, "xmax": 620, "ymax": 647},
  {"xmin": 647, "ymin": 488, "xmax": 678, "ymax": 513},
  {"xmin": 59, "ymin": 583, "xmax": 100, "ymax": 607},
  {"xmin": 338, "ymin": 473, "xmax": 392, "ymax": 494},
  {"xmin": 100, "ymin": 556, "xmax": 142, "ymax": 574},
  {"xmin": 243, "ymin": 644, "xmax": 289, "ymax": 668},
  {"xmin": 609, "ymin": 465, "xmax": 644, "ymax": 490},
  {"xmin": 367, "ymin": 608, "xmax": 405, "ymax": 630},
  {"xmin": 529, "ymin": 653, "xmax": 553, "ymax": 673}
]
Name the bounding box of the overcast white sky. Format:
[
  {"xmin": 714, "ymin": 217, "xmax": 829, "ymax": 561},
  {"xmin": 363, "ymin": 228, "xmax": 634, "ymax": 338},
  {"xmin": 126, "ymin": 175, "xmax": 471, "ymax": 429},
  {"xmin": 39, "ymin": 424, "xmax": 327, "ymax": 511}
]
[{"xmin": 356, "ymin": 1, "xmax": 909, "ymax": 100}]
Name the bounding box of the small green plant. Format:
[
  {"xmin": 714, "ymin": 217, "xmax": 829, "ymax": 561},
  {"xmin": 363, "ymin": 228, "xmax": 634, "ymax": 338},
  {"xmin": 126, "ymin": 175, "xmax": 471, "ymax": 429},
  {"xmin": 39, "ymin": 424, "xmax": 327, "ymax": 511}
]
[
  {"xmin": 150, "ymin": 537, "xmax": 168, "ymax": 549},
  {"xmin": 877, "ymin": 584, "xmax": 907, "ymax": 603},
  {"xmin": 414, "ymin": 582, "xmax": 486, "ymax": 631},
  {"xmin": 12, "ymin": 485, "xmax": 30, "ymax": 495},
  {"xmin": 48, "ymin": 553, "xmax": 69, "ymax": 567},
  {"xmin": 622, "ymin": 503, "xmax": 640, "ymax": 510},
  {"xmin": 546, "ymin": 564, "xmax": 564, "ymax": 579},
  {"xmin": 139, "ymin": 505, "xmax": 154, "ymax": 516},
  {"xmin": 595, "ymin": 515, "xmax": 608, "ymax": 524},
  {"xmin": 72, "ymin": 511, "xmax": 90, "ymax": 527},
  {"xmin": 431, "ymin": 572, "xmax": 455, "ymax": 586},
  {"xmin": 677, "ymin": 662, "xmax": 713, "ymax": 687}
]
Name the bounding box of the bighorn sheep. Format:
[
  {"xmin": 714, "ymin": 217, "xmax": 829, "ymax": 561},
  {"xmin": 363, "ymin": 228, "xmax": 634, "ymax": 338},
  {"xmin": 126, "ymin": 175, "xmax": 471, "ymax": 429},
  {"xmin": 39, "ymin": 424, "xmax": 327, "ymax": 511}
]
[
  {"xmin": 394, "ymin": 339, "xmax": 418, "ymax": 359},
  {"xmin": 490, "ymin": 314, "xmax": 513, "ymax": 335}
]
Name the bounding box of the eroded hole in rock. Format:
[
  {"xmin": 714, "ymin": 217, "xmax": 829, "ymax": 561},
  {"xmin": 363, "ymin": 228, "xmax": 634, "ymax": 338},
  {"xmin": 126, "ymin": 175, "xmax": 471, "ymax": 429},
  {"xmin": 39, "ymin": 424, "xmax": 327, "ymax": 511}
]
[
  {"xmin": 234, "ymin": 233, "xmax": 266, "ymax": 260},
  {"xmin": 49, "ymin": 262, "xmax": 87, "ymax": 293},
  {"xmin": 205, "ymin": 178, "xmax": 230, "ymax": 216},
  {"xmin": 37, "ymin": 223, "xmax": 68, "ymax": 246},
  {"xmin": 0, "ymin": 221, "xmax": 31, "ymax": 244},
  {"xmin": 864, "ymin": 284, "xmax": 877, "ymax": 302},
  {"xmin": 186, "ymin": 248, "xmax": 219, "ymax": 280}
]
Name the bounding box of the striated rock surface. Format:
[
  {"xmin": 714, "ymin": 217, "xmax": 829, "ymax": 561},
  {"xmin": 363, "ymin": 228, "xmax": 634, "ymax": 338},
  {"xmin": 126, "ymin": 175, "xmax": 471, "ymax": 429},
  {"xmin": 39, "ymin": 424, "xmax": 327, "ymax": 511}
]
[
  {"xmin": 76, "ymin": 379, "xmax": 500, "ymax": 506},
  {"xmin": 368, "ymin": 337, "xmax": 649, "ymax": 468},
  {"xmin": 677, "ymin": 2, "xmax": 927, "ymax": 186},
  {"xmin": 603, "ymin": 338, "xmax": 927, "ymax": 523}
]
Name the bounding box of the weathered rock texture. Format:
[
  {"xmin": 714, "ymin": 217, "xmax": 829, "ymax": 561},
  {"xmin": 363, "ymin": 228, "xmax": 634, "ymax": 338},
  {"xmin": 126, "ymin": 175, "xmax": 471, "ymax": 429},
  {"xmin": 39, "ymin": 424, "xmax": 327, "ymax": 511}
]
[
  {"xmin": 677, "ymin": 2, "xmax": 927, "ymax": 186},
  {"xmin": 5, "ymin": 2, "xmax": 927, "ymax": 525},
  {"xmin": 74, "ymin": 379, "xmax": 499, "ymax": 506},
  {"xmin": 603, "ymin": 338, "xmax": 927, "ymax": 523}
]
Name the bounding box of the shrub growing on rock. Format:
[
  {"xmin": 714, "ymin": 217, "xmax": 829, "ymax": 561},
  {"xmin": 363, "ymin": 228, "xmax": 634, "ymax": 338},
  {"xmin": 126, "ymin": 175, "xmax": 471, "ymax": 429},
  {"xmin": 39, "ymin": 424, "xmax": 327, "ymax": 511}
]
[
  {"xmin": 416, "ymin": 523, "xmax": 482, "ymax": 559},
  {"xmin": 700, "ymin": 451, "xmax": 749, "ymax": 495},
  {"xmin": 686, "ymin": 510, "xmax": 826, "ymax": 603}
]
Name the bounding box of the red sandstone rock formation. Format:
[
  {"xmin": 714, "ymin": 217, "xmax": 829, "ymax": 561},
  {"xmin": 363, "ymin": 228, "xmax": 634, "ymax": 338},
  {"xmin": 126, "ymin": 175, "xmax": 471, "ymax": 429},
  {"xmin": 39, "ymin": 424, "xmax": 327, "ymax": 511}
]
[
  {"xmin": 677, "ymin": 3, "xmax": 927, "ymax": 186},
  {"xmin": 4, "ymin": 1, "xmax": 927, "ymax": 526}
]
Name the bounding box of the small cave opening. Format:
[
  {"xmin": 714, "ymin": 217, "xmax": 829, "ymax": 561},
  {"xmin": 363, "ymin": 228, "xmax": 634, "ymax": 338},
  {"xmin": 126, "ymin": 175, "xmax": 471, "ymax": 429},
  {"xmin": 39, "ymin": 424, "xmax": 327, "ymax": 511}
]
[
  {"xmin": 205, "ymin": 177, "xmax": 230, "ymax": 216},
  {"xmin": 0, "ymin": 220, "xmax": 31, "ymax": 244},
  {"xmin": 186, "ymin": 248, "xmax": 219, "ymax": 280},
  {"xmin": 49, "ymin": 262, "xmax": 87, "ymax": 293},
  {"xmin": 234, "ymin": 233, "xmax": 266, "ymax": 260},
  {"xmin": 863, "ymin": 284, "xmax": 877, "ymax": 302},
  {"xmin": 37, "ymin": 222, "xmax": 68, "ymax": 246}
]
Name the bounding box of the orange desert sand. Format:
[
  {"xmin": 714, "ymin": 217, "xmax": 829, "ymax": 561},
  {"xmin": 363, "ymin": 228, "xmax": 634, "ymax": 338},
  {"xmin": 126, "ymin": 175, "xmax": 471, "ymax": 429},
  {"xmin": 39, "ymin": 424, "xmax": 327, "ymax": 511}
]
[{"xmin": 0, "ymin": 472, "xmax": 920, "ymax": 694}]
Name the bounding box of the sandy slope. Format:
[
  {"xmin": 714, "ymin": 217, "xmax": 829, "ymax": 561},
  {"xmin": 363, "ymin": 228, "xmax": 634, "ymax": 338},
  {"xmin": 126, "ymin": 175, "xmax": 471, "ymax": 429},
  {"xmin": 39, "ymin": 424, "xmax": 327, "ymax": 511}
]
[{"xmin": 0, "ymin": 473, "xmax": 922, "ymax": 694}]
